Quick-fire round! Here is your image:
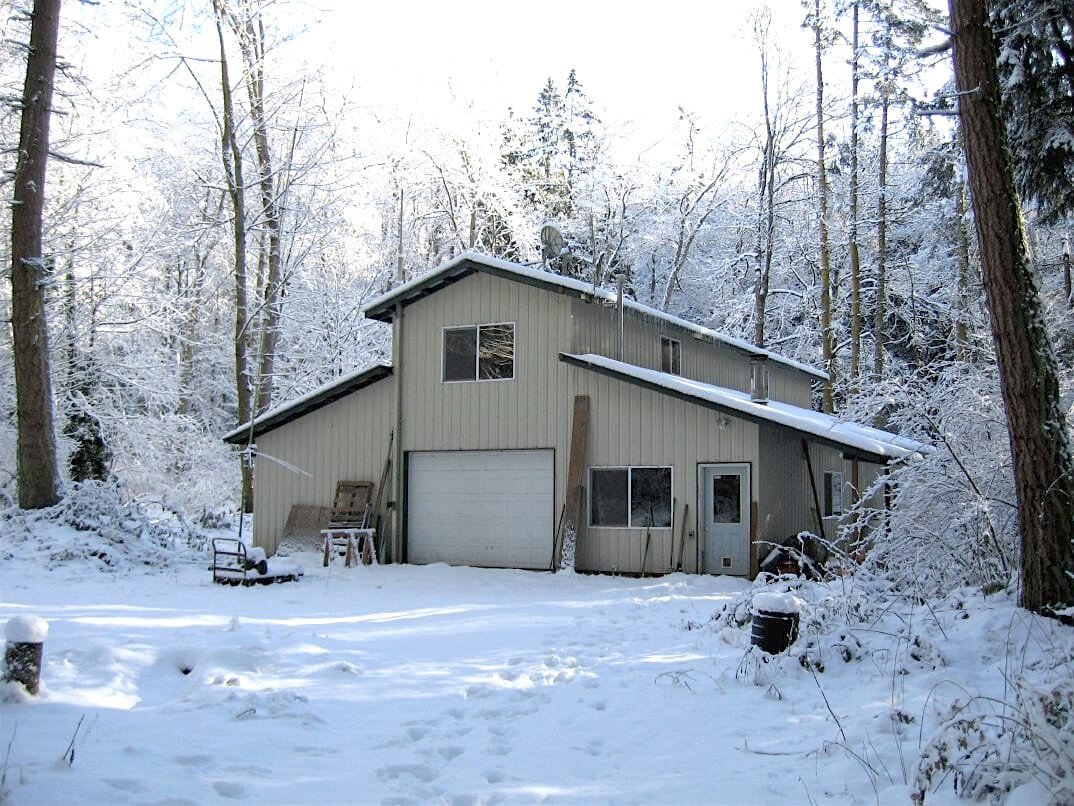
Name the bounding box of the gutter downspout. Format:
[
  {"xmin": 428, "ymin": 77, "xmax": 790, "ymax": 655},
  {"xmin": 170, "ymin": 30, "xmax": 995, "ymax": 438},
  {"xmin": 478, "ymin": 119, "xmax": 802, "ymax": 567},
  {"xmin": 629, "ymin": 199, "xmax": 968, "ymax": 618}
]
[{"xmin": 393, "ymin": 302, "xmax": 405, "ymax": 563}]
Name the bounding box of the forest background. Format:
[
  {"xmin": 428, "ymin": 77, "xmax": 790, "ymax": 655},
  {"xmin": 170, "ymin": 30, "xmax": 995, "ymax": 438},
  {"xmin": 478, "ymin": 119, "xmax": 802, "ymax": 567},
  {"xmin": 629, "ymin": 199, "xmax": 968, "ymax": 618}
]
[{"xmin": 1, "ymin": 0, "xmax": 1073, "ymax": 605}]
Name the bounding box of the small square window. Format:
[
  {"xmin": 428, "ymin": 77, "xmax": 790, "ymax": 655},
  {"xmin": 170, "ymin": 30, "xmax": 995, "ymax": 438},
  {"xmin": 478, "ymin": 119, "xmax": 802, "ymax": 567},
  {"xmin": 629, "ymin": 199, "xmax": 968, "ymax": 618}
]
[
  {"xmin": 823, "ymin": 471, "xmax": 844, "ymax": 517},
  {"xmin": 660, "ymin": 337, "xmax": 681, "ymax": 375},
  {"xmin": 442, "ymin": 323, "xmax": 514, "ymax": 382}
]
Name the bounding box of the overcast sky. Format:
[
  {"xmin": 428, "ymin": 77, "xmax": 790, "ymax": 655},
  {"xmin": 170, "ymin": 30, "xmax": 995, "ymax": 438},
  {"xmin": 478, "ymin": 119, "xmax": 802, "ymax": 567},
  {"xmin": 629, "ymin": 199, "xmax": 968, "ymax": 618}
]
[{"xmin": 304, "ymin": 0, "xmax": 819, "ymax": 160}]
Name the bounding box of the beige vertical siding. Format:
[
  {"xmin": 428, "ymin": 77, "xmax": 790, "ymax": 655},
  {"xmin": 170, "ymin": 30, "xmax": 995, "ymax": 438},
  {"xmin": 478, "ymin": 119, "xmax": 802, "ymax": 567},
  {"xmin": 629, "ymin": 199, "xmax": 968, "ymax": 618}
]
[
  {"xmin": 395, "ymin": 271, "xmax": 575, "ymax": 565},
  {"xmin": 565, "ymin": 364, "xmax": 759, "ymax": 575},
  {"xmin": 757, "ymin": 425, "xmax": 852, "ymax": 548},
  {"xmin": 399, "ymin": 272, "xmax": 572, "ymax": 454},
  {"xmin": 568, "ymin": 297, "xmax": 815, "ymax": 406},
  {"xmin": 252, "ymin": 377, "xmax": 395, "ymax": 556}
]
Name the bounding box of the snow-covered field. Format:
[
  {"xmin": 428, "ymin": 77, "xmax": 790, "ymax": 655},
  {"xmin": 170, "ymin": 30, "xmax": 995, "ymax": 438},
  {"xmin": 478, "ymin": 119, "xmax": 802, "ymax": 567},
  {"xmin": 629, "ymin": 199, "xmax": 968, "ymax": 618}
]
[{"xmin": 1, "ymin": 529, "xmax": 1070, "ymax": 805}]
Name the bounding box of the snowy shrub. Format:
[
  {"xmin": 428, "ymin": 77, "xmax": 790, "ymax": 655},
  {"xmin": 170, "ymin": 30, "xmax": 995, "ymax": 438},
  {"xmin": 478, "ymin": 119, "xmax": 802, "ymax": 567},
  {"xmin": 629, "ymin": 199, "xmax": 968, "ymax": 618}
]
[
  {"xmin": 912, "ymin": 678, "xmax": 1074, "ymax": 805},
  {"xmin": 0, "ymin": 479, "xmax": 209, "ymax": 571},
  {"xmin": 838, "ymin": 366, "xmax": 1019, "ymax": 599}
]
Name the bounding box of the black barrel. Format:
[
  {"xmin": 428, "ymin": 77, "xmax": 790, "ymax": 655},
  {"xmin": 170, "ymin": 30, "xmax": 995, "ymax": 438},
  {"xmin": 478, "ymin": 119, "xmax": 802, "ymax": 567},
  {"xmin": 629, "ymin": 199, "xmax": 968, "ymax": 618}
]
[{"xmin": 751, "ymin": 609, "xmax": 800, "ymax": 654}]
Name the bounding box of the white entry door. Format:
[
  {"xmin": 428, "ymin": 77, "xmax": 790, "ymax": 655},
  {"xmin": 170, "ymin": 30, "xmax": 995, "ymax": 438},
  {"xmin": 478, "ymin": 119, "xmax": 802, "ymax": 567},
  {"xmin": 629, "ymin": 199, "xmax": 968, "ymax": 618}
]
[
  {"xmin": 699, "ymin": 463, "xmax": 751, "ymax": 576},
  {"xmin": 407, "ymin": 449, "xmax": 554, "ymax": 570}
]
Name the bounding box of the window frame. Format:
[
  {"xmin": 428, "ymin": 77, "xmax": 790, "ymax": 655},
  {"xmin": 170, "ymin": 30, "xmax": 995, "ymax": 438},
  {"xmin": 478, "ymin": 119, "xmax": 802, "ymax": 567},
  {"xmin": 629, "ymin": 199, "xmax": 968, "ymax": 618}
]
[
  {"xmin": 660, "ymin": 336, "xmax": 681, "ymax": 376},
  {"xmin": 823, "ymin": 470, "xmax": 844, "ymax": 517},
  {"xmin": 588, "ymin": 465, "xmax": 674, "ymax": 529},
  {"xmin": 441, "ymin": 321, "xmax": 516, "ymax": 383}
]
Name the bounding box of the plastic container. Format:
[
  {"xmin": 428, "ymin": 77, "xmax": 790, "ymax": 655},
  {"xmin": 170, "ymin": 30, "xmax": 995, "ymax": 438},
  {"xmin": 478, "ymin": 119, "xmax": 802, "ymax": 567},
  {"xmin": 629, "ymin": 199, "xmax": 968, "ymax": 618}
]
[{"xmin": 750, "ymin": 592, "xmax": 801, "ymax": 655}]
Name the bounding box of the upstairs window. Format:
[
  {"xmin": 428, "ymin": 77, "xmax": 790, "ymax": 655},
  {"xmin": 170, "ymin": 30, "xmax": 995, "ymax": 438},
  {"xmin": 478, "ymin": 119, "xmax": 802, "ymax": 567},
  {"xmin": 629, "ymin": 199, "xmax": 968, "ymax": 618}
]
[
  {"xmin": 823, "ymin": 471, "xmax": 844, "ymax": 517},
  {"xmin": 660, "ymin": 337, "xmax": 681, "ymax": 375},
  {"xmin": 443, "ymin": 323, "xmax": 514, "ymax": 382},
  {"xmin": 590, "ymin": 466, "xmax": 673, "ymax": 528}
]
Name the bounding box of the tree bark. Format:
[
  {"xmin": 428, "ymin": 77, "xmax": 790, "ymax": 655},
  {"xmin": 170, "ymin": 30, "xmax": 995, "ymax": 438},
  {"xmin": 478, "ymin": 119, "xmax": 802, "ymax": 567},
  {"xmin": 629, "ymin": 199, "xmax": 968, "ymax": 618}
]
[
  {"xmin": 874, "ymin": 89, "xmax": 889, "ymax": 380},
  {"xmin": 9, "ymin": 0, "xmax": 62, "ymax": 509},
  {"xmin": 950, "ymin": 0, "xmax": 1074, "ymax": 614},
  {"xmin": 814, "ymin": 0, "xmax": 835, "ymax": 412},
  {"xmin": 754, "ymin": 21, "xmax": 776, "ymax": 348},
  {"xmin": 956, "ymin": 179, "xmax": 972, "ymax": 360},
  {"xmin": 848, "ymin": 1, "xmax": 862, "ymax": 384},
  {"xmin": 212, "ymin": 0, "xmax": 252, "ymax": 513},
  {"xmin": 236, "ymin": 8, "xmax": 283, "ymax": 417}
]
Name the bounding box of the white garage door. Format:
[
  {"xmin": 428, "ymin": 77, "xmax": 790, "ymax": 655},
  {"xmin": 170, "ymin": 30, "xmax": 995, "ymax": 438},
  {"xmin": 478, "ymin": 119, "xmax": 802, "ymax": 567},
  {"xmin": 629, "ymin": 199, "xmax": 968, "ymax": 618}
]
[{"xmin": 407, "ymin": 449, "xmax": 554, "ymax": 569}]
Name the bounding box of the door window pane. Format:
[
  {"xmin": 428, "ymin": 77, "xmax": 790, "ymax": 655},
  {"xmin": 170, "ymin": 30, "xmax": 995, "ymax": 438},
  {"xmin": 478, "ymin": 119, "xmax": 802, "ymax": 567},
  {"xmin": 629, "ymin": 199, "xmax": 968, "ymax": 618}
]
[
  {"xmin": 590, "ymin": 468, "xmax": 628, "ymax": 526},
  {"xmin": 444, "ymin": 327, "xmax": 477, "ymax": 381},
  {"xmin": 713, "ymin": 474, "xmax": 741, "ymax": 524},
  {"xmin": 631, "ymin": 467, "xmax": 672, "ymax": 527},
  {"xmin": 478, "ymin": 324, "xmax": 514, "ymax": 379}
]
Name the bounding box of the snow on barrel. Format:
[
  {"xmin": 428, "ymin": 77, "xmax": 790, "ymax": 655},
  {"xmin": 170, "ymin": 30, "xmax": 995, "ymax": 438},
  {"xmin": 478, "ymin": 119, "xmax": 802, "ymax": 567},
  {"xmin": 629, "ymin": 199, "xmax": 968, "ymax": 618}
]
[
  {"xmin": 751, "ymin": 592, "xmax": 801, "ymax": 655},
  {"xmin": 4, "ymin": 615, "xmax": 48, "ymax": 695}
]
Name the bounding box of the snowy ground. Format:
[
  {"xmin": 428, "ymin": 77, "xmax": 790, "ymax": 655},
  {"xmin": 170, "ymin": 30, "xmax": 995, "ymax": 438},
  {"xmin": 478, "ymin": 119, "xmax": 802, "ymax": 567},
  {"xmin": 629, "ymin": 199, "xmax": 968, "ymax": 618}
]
[{"xmin": 1, "ymin": 535, "xmax": 1070, "ymax": 805}]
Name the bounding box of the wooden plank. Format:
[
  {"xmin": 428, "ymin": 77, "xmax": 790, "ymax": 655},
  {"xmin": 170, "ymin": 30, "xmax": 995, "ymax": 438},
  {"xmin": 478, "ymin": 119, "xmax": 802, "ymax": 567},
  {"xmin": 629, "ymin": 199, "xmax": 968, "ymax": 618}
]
[{"xmin": 555, "ymin": 395, "xmax": 590, "ymax": 570}]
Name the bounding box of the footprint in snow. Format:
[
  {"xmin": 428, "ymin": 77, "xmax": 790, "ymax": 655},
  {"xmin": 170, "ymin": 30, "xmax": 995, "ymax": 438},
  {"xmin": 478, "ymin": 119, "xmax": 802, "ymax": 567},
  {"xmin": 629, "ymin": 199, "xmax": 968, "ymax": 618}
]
[
  {"xmin": 212, "ymin": 781, "xmax": 247, "ymax": 799},
  {"xmin": 376, "ymin": 764, "xmax": 439, "ymax": 783},
  {"xmin": 484, "ymin": 769, "xmax": 505, "ymax": 784},
  {"xmin": 292, "ymin": 745, "xmax": 340, "ymax": 757},
  {"xmin": 173, "ymin": 754, "xmax": 214, "ymax": 768},
  {"xmin": 406, "ymin": 725, "xmax": 429, "ymax": 741},
  {"xmin": 436, "ymin": 746, "xmax": 464, "ymax": 761},
  {"xmin": 102, "ymin": 777, "xmax": 146, "ymax": 793}
]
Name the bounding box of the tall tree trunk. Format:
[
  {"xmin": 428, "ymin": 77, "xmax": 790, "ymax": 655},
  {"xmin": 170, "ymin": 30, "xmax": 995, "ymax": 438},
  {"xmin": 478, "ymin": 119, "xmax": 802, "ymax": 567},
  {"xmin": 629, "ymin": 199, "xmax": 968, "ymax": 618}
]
[
  {"xmin": 238, "ymin": 9, "xmax": 283, "ymax": 416},
  {"xmin": 213, "ymin": 0, "xmax": 252, "ymax": 513},
  {"xmin": 956, "ymin": 179, "xmax": 972, "ymax": 360},
  {"xmin": 814, "ymin": 0, "xmax": 835, "ymax": 412},
  {"xmin": 754, "ymin": 24, "xmax": 776, "ymax": 348},
  {"xmin": 848, "ymin": 1, "xmax": 862, "ymax": 384},
  {"xmin": 9, "ymin": 0, "xmax": 62, "ymax": 509},
  {"xmin": 950, "ymin": 0, "xmax": 1074, "ymax": 615},
  {"xmin": 1063, "ymin": 234, "xmax": 1072, "ymax": 310},
  {"xmin": 874, "ymin": 88, "xmax": 889, "ymax": 379}
]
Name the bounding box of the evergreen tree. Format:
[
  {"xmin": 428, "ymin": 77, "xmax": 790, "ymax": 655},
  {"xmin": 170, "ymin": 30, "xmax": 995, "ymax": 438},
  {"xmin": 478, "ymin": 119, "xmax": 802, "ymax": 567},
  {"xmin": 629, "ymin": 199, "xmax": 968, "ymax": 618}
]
[{"xmin": 993, "ymin": 1, "xmax": 1074, "ymax": 223}]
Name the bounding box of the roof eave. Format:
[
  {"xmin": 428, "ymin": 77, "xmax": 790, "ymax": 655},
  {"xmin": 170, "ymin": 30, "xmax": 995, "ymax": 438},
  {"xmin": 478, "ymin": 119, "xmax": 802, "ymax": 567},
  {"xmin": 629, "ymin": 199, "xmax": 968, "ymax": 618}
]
[
  {"xmin": 363, "ymin": 251, "xmax": 827, "ymax": 380},
  {"xmin": 558, "ymin": 353, "xmax": 903, "ymax": 465},
  {"xmin": 223, "ymin": 364, "xmax": 393, "ymax": 444}
]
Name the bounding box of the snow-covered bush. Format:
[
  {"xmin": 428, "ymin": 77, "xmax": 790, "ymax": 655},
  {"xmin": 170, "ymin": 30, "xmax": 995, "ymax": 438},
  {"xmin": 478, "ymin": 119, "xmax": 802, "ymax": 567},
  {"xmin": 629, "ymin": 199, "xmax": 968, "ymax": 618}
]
[
  {"xmin": 912, "ymin": 677, "xmax": 1074, "ymax": 804},
  {"xmin": 839, "ymin": 365, "xmax": 1019, "ymax": 599},
  {"xmin": 0, "ymin": 479, "xmax": 209, "ymax": 571}
]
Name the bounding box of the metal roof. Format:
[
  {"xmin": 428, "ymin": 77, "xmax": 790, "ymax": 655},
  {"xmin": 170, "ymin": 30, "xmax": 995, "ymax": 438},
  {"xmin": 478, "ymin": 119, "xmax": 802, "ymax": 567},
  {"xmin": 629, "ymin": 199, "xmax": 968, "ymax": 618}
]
[{"xmin": 362, "ymin": 251, "xmax": 829, "ymax": 381}]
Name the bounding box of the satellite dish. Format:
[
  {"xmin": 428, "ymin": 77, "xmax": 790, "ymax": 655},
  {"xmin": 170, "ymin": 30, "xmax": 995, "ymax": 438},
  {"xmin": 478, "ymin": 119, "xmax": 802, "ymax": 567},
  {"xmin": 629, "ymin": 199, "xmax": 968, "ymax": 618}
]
[{"xmin": 540, "ymin": 222, "xmax": 565, "ymax": 265}]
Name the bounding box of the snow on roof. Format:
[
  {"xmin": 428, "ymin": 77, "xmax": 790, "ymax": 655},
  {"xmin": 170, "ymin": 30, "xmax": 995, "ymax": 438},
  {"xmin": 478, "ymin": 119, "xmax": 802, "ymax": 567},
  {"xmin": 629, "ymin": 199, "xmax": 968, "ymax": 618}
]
[
  {"xmin": 223, "ymin": 364, "xmax": 392, "ymax": 444},
  {"xmin": 361, "ymin": 250, "xmax": 829, "ymax": 381},
  {"xmin": 562, "ymin": 353, "xmax": 931, "ymax": 462}
]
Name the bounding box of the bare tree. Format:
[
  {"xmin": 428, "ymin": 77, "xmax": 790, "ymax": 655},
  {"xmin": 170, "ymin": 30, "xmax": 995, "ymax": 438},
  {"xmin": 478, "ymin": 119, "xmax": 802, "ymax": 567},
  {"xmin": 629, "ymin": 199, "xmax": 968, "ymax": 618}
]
[
  {"xmin": 949, "ymin": 0, "xmax": 1074, "ymax": 615},
  {"xmin": 811, "ymin": 0, "xmax": 836, "ymax": 411},
  {"xmin": 848, "ymin": 0, "xmax": 863, "ymax": 383},
  {"xmin": 9, "ymin": 0, "xmax": 62, "ymax": 509}
]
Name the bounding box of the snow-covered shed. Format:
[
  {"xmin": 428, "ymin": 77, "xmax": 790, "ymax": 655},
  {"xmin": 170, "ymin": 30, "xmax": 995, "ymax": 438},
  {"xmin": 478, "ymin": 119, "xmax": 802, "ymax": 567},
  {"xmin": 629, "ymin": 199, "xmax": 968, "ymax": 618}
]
[{"xmin": 226, "ymin": 251, "xmax": 926, "ymax": 576}]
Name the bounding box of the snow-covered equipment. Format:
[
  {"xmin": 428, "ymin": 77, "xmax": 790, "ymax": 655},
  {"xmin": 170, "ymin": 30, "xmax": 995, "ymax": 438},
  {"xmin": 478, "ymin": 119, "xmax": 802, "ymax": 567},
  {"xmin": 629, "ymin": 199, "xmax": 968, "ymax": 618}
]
[
  {"xmin": 210, "ymin": 538, "xmax": 303, "ymax": 586},
  {"xmin": 321, "ymin": 480, "xmax": 378, "ymax": 567},
  {"xmin": 4, "ymin": 615, "xmax": 48, "ymax": 694},
  {"xmin": 750, "ymin": 592, "xmax": 802, "ymax": 654},
  {"xmin": 758, "ymin": 532, "xmax": 829, "ymax": 579}
]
